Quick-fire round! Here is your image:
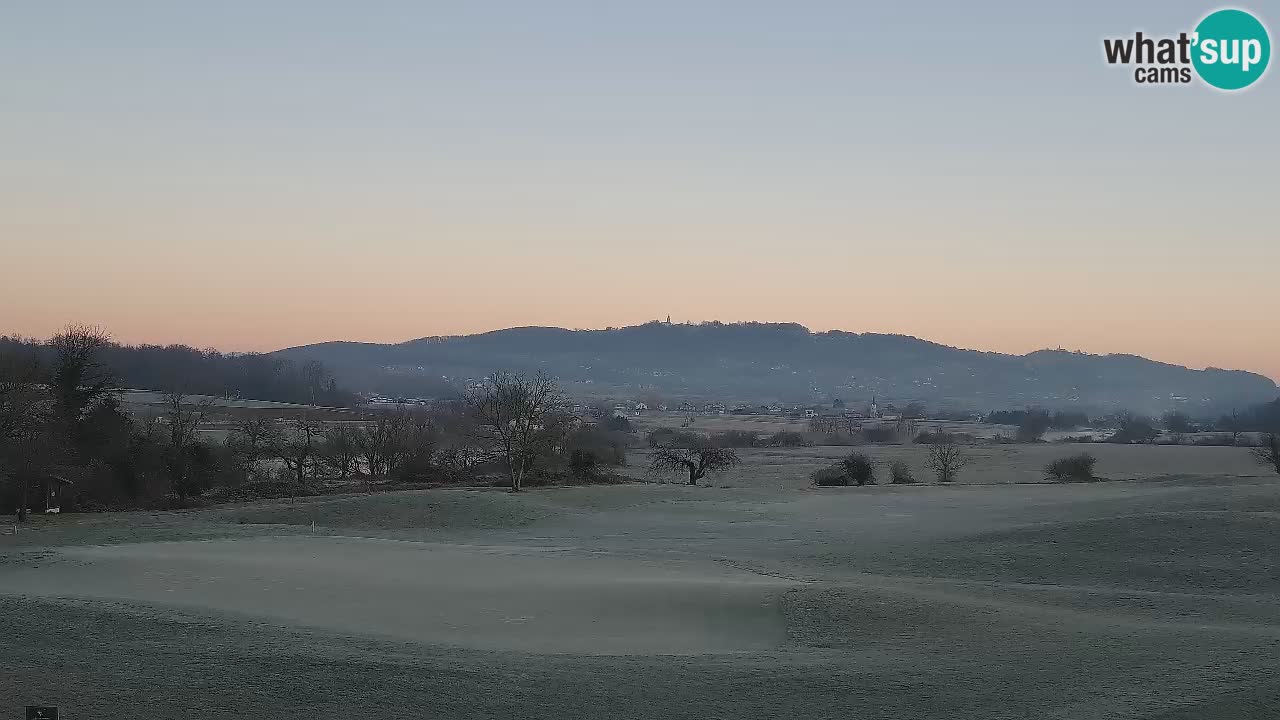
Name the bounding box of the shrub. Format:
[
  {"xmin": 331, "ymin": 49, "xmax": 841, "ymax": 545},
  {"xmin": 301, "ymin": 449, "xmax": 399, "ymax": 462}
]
[
  {"xmin": 766, "ymin": 431, "xmax": 809, "ymax": 447},
  {"xmin": 841, "ymin": 452, "xmax": 876, "ymax": 486},
  {"xmin": 601, "ymin": 415, "xmax": 635, "ymax": 432},
  {"xmin": 916, "ymin": 430, "xmax": 979, "ymax": 445},
  {"xmin": 888, "ymin": 460, "xmax": 916, "ymax": 484},
  {"xmin": 1055, "ymin": 435, "xmax": 1095, "ymax": 444},
  {"xmin": 712, "ymin": 430, "xmax": 760, "ymax": 448},
  {"xmin": 565, "ymin": 426, "xmax": 628, "ymax": 467},
  {"xmin": 1252, "ymin": 433, "xmax": 1280, "ymax": 476},
  {"xmin": 812, "ymin": 465, "xmax": 849, "ymax": 487},
  {"xmin": 1193, "ymin": 433, "xmax": 1237, "ymax": 447},
  {"xmin": 646, "ymin": 427, "xmax": 678, "ymax": 448},
  {"xmin": 862, "ymin": 426, "xmax": 899, "ymax": 444},
  {"xmin": 1051, "ymin": 410, "xmax": 1090, "ymax": 430},
  {"xmin": 914, "ymin": 429, "xmax": 954, "ymax": 444},
  {"xmin": 1015, "ymin": 409, "xmax": 1052, "ymax": 442},
  {"xmin": 1108, "ymin": 412, "xmax": 1159, "ymax": 444},
  {"xmin": 819, "ymin": 432, "xmax": 862, "ymax": 446},
  {"xmin": 569, "ymin": 449, "xmax": 600, "ymax": 479},
  {"xmin": 1045, "ymin": 453, "xmax": 1097, "ymax": 481}
]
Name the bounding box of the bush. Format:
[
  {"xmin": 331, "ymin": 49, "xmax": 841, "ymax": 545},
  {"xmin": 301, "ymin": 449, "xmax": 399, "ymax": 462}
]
[
  {"xmin": 916, "ymin": 430, "xmax": 978, "ymax": 445},
  {"xmin": 1252, "ymin": 433, "xmax": 1280, "ymax": 476},
  {"xmin": 888, "ymin": 460, "xmax": 916, "ymax": 484},
  {"xmin": 1108, "ymin": 413, "xmax": 1159, "ymax": 444},
  {"xmin": 862, "ymin": 426, "xmax": 899, "ymax": 444},
  {"xmin": 1193, "ymin": 433, "xmax": 1236, "ymax": 447},
  {"xmin": 566, "ymin": 426, "xmax": 628, "ymax": 467},
  {"xmin": 712, "ymin": 430, "xmax": 760, "ymax": 448},
  {"xmin": 766, "ymin": 431, "xmax": 809, "ymax": 447},
  {"xmin": 1055, "ymin": 435, "xmax": 1095, "ymax": 443},
  {"xmin": 841, "ymin": 452, "xmax": 876, "ymax": 486},
  {"xmin": 1015, "ymin": 409, "xmax": 1052, "ymax": 442},
  {"xmin": 818, "ymin": 432, "xmax": 862, "ymax": 446},
  {"xmin": 1045, "ymin": 453, "xmax": 1097, "ymax": 482},
  {"xmin": 914, "ymin": 430, "xmax": 955, "ymax": 444},
  {"xmin": 812, "ymin": 465, "xmax": 849, "ymax": 487},
  {"xmin": 646, "ymin": 427, "xmax": 678, "ymax": 448},
  {"xmin": 601, "ymin": 415, "xmax": 635, "ymax": 432},
  {"xmin": 569, "ymin": 449, "xmax": 600, "ymax": 479}
]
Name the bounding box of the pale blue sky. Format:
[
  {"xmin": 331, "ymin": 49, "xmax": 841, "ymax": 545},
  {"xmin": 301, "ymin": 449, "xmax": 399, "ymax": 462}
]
[{"xmin": 1, "ymin": 2, "xmax": 1276, "ymax": 378}]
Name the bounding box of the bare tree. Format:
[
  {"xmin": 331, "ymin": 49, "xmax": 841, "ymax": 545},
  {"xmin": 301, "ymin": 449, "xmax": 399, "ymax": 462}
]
[
  {"xmin": 925, "ymin": 440, "xmax": 968, "ymax": 483},
  {"xmin": 0, "ymin": 352, "xmax": 54, "ymax": 521},
  {"xmin": 274, "ymin": 418, "xmax": 325, "ymax": 496},
  {"xmin": 161, "ymin": 392, "xmax": 214, "ymax": 501},
  {"xmin": 1162, "ymin": 410, "xmax": 1192, "ymax": 445},
  {"xmin": 48, "ymin": 324, "xmax": 115, "ymax": 448},
  {"xmin": 228, "ymin": 417, "xmax": 278, "ymax": 480},
  {"xmin": 1222, "ymin": 409, "xmax": 1244, "ymax": 446},
  {"xmin": 808, "ymin": 416, "xmax": 836, "ymax": 435},
  {"xmin": 431, "ymin": 401, "xmax": 490, "ymax": 480},
  {"xmin": 649, "ymin": 432, "xmax": 739, "ymax": 485},
  {"xmin": 464, "ymin": 371, "xmax": 569, "ymax": 492},
  {"xmin": 163, "ymin": 392, "xmax": 212, "ymax": 454},
  {"xmin": 301, "ymin": 360, "xmax": 328, "ymax": 407},
  {"xmin": 896, "ymin": 418, "xmax": 919, "ymax": 439},
  {"xmin": 1015, "ymin": 410, "xmax": 1052, "ymax": 442},
  {"xmin": 320, "ymin": 424, "xmax": 362, "ymax": 482},
  {"xmin": 1111, "ymin": 411, "xmax": 1159, "ymax": 444},
  {"xmin": 393, "ymin": 408, "xmax": 439, "ymax": 482},
  {"xmin": 1252, "ymin": 433, "xmax": 1280, "ymax": 476},
  {"xmin": 357, "ymin": 409, "xmax": 411, "ymax": 481}
]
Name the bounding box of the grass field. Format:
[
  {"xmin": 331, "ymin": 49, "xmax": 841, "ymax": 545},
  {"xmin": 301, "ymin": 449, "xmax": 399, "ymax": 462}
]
[
  {"xmin": 627, "ymin": 442, "xmax": 1269, "ymax": 488},
  {"xmin": 3, "ymin": 445, "xmax": 1279, "ymax": 719},
  {"xmin": 631, "ymin": 411, "xmax": 1016, "ymax": 438}
]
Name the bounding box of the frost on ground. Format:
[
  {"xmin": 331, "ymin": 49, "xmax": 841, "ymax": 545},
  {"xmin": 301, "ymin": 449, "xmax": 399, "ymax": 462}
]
[{"xmin": 3, "ymin": 474, "xmax": 1280, "ymax": 719}]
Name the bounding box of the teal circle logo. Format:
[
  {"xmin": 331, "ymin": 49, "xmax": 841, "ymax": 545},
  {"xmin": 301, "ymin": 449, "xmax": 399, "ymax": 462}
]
[{"xmin": 1192, "ymin": 9, "xmax": 1271, "ymax": 90}]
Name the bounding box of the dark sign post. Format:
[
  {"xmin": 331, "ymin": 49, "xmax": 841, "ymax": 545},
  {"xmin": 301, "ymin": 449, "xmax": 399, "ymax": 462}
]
[{"xmin": 25, "ymin": 708, "xmax": 58, "ymax": 720}]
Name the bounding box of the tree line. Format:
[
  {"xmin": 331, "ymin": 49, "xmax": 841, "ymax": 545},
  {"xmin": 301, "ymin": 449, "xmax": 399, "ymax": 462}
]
[
  {"xmin": 0, "ymin": 332, "xmax": 357, "ymax": 407},
  {"xmin": 985, "ymin": 403, "xmax": 1280, "ymax": 445},
  {"xmin": 1, "ymin": 327, "xmax": 632, "ymax": 517}
]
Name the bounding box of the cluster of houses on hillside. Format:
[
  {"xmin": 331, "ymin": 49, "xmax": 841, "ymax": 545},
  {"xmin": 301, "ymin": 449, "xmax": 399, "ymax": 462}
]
[
  {"xmin": 365, "ymin": 389, "xmax": 921, "ymax": 424},
  {"xmin": 578, "ymin": 398, "xmax": 913, "ymax": 421},
  {"xmin": 366, "ymin": 394, "xmax": 436, "ymax": 407}
]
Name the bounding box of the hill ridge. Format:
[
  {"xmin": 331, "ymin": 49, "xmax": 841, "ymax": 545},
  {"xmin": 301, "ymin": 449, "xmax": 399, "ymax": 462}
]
[{"xmin": 273, "ymin": 321, "xmax": 1277, "ymax": 413}]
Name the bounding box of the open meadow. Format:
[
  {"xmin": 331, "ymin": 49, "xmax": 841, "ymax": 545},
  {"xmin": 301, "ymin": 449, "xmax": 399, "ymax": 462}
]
[
  {"xmin": 7, "ymin": 3, "xmax": 1280, "ymax": 716},
  {"xmin": 3, "ymin": 440, "xmax": 1279, "ymax": 719},
  {"xmin": 624, "ymin": 411, "xmax": 1269, "ymax": 488},
  {"xmin": 623, "ymin": 442, "xmax": 1269, "ymax": 488}
]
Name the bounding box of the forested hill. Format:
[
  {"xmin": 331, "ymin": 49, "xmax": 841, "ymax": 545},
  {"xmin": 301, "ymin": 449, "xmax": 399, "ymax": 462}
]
[
  {"xmin": 0, "ymin": 335, "xmax": 356, "ymax": 407},
  {"xmin": 274, "ymin": 322, "xmax": 1277, "ymax": 414}
]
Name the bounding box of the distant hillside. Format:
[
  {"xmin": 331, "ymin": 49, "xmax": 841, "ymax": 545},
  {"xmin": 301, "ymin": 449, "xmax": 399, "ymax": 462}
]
[{"xmin": 273, "ymin": 321, "xmax": 1277, "ymax": 415}]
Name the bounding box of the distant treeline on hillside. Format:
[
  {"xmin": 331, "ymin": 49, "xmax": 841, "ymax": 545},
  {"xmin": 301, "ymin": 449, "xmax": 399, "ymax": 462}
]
[
  {"xmin": 0, "ymin": 333, "xmax": 357, "ymax": 406},
  {"xmin": 1240, "ymin": 399, "xmax": 1280, "ymax": 430},
  {"xmin": 986, "ymin": 409, "xmax": 1091, "ymax": 429},
  {"xmin": 988, "ymin": 401, "xmax": 1280, "ymax": 432},
  {"xmin": 274, "ymin": 320, "xmax": 1278, "ymax": 414}
]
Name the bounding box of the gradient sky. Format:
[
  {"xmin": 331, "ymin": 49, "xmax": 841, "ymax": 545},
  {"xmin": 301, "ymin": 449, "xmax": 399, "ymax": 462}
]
[{"xmin": 2, "ymin": 1, "xmax": 1277, "ymax": 380}]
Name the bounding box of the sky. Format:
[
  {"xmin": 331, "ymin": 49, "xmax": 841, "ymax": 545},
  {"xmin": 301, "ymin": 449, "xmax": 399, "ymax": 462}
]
[{"xmin": 2, "ymin": 1, "xmax": 1277, "ymax": 380}]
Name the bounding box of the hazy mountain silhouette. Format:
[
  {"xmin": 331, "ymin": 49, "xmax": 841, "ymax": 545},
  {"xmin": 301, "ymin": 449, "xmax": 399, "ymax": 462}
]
[{"xmin": 274, "ymin": 321, "xmax": 1277, "ymax": 414}]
